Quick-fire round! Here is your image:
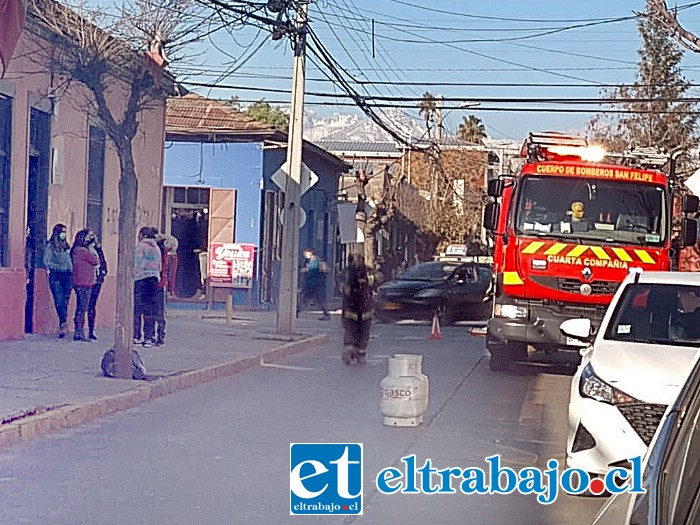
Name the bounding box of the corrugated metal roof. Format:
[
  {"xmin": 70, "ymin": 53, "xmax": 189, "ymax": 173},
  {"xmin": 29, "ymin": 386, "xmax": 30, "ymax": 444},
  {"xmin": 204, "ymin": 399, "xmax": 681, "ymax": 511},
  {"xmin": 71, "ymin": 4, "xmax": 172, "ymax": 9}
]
[
  {"xmin": 166, "ymin": 94, "xmax": 273, "ymax": 133},
  {"xmin": 313, "ymin": 140, "xmax": 403, "ymax": 155}
]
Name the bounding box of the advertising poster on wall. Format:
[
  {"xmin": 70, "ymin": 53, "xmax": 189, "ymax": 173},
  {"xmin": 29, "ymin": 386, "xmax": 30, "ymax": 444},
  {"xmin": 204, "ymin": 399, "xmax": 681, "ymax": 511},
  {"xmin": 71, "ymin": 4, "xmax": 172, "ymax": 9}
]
[{"xmin": 208, "ymin": 242, "xmax": 256, "ymax": 288}]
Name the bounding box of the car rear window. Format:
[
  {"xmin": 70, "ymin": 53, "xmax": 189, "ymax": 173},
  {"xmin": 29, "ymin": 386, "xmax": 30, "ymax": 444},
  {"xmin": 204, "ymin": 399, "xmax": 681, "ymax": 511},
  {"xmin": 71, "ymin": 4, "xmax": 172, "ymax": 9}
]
[
  {"xmin": 605, "ymin": 283, "xmax": 700, "ymax": 345},
  {"xmin": 400, "ymin": 262, "xmax": 458, "ymax": 281}
]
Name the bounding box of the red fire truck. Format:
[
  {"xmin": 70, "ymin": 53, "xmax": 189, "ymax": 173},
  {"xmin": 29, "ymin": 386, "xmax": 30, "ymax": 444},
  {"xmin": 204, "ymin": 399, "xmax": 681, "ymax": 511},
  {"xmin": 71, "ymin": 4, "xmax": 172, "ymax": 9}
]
[{"xmin": 482, "ymin": 132, "xmax": 698, "ymax": 371}]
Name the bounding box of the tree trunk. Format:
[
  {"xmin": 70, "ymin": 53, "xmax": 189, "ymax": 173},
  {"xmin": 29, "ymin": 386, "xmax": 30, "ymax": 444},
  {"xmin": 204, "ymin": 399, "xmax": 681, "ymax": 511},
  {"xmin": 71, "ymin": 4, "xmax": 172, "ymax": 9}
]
[
  {"xmin": 363, "ymin": 223, "xmax": 376, "ymax": 269},
  {"xmin": 113, "ymin": 140, "xmax": 138, "ymax": 379}
]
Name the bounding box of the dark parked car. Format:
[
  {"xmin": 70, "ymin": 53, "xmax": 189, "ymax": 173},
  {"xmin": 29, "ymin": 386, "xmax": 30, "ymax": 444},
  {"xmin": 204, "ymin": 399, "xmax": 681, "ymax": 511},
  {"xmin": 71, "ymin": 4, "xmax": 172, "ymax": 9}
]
[{"xmin": 374, "ymin": 261, "xmax": 492, "ymax": 324}]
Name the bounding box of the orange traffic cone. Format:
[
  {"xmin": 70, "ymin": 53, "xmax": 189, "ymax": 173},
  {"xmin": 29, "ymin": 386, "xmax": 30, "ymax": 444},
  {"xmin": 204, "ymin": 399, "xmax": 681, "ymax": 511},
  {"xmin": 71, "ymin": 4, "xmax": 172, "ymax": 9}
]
[{"xmin": 428, "ymin": 313, "xmax": 442, "ymax": 340}]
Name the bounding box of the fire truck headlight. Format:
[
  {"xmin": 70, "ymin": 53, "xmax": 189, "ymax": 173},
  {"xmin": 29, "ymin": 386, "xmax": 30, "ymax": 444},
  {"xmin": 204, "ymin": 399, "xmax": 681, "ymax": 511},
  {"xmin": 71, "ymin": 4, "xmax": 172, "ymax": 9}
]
[{"xmin": 494, "ymin": 304, "xmax": 528, "ymax": 319}]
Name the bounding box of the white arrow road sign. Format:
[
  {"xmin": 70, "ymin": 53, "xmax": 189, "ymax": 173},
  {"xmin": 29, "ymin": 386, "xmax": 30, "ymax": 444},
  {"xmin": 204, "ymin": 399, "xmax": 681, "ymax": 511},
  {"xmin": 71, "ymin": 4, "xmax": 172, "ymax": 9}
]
[{"xmin": 271, "ymin": 161, "xmax": 319, "ymax": 196}]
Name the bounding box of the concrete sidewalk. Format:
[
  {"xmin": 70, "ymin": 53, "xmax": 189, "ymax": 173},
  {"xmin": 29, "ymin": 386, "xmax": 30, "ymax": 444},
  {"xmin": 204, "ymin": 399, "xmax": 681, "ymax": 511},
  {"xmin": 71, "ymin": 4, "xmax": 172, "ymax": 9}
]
[{"xmin": 0, "ymin": 307, "xmax": 335, "ymax": 449}]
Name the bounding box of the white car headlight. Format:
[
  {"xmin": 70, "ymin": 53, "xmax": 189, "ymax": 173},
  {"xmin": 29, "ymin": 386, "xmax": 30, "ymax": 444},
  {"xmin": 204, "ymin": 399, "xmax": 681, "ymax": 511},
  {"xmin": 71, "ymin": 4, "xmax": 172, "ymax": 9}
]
[
  {"xmin": 494, "ymin": 304, "xmax": 528, "ymax": 319},
  {"xmin": 579, "ymin": 363, "xmax": 636, "ymax": 405}
]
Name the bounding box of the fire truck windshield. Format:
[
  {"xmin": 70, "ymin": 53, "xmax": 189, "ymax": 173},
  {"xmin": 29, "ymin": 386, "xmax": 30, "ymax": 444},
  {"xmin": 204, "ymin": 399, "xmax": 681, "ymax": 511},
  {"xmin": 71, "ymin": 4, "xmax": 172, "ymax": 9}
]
[{"xmin": 514, "ymin": 175, "xmax": 666, "ymax": 246}]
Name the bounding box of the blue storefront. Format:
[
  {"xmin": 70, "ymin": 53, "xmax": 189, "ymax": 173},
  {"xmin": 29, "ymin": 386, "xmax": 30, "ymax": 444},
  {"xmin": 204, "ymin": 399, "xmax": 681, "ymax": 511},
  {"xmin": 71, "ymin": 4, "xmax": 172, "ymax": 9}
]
[{"xmin": 163, "ymin": 95, "xmax": 348, "ymax": 307}]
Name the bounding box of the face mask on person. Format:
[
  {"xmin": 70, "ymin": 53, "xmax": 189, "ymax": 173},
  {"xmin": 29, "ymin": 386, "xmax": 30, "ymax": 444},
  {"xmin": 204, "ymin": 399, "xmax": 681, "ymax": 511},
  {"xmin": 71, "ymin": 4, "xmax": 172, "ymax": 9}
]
[{"xmin": 58, "ymin": 232, "xmax": 67, "ymax": 241}]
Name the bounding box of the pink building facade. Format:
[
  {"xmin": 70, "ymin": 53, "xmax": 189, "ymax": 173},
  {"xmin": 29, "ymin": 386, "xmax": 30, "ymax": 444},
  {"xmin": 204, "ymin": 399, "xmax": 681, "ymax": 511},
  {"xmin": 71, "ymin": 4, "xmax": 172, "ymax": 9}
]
[{"xmin": 0, "ymin": 18, "xmax": 166, "ymax": 340}]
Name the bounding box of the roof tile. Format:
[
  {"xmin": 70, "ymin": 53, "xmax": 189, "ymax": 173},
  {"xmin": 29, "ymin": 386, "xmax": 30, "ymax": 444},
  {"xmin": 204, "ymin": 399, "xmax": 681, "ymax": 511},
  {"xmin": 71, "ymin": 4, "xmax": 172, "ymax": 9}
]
[{"xmin": 166, "ymin": 94, "xmax": 273, "ymax": 133}]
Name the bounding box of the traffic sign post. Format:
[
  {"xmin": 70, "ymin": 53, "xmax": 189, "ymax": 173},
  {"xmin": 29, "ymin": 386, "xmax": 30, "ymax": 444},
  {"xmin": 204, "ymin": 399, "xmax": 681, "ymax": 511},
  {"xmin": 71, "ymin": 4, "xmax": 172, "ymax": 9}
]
[{"xmin": 276, "ymin": 3, "xmax": 308, "ymax": 335}]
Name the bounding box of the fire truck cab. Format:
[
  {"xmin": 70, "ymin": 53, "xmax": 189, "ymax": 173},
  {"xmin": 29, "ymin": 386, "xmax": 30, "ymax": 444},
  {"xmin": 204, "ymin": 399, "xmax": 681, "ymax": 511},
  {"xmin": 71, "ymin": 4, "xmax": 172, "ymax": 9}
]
[{"xmin": 482, "ymin": 132, "xmax": 698, "ymax": 371}]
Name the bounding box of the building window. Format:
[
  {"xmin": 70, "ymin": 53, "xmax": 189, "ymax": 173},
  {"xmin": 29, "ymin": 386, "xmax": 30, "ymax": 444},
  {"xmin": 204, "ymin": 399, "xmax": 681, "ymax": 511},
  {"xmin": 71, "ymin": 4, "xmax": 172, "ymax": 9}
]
[
  {"xmin": 86, "ymin": 125, "xmax": 106, "ymax": 238},
  {"xmin": 0, "ymin": 95, "xmax": 11, "ymax": 267},
  {"xmin": 27, "ymin": 108, "xmax": 51, "ymax": 270},
  {"xmin": 173, "ymin": 186, "xmax": 210, "ymax": 205}
]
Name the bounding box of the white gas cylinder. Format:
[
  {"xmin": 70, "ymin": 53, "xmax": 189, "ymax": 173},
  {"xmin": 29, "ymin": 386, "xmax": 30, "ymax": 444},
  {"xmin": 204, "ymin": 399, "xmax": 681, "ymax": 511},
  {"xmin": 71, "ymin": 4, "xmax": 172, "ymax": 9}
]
[{"xmin": 380, "ymin": 354, "xmax": 429, "ymax": 427}]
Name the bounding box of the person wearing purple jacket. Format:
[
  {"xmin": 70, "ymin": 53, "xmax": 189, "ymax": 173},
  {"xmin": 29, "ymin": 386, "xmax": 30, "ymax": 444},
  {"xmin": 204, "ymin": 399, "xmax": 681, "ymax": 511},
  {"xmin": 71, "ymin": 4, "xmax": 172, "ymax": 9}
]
[
  {"xmin": 133, "ymin": 226, "xmax": 162, "ymax": 347},
  {"xmin": 70, "ymin": 229, "xmax": 100, "ymax": 341}
]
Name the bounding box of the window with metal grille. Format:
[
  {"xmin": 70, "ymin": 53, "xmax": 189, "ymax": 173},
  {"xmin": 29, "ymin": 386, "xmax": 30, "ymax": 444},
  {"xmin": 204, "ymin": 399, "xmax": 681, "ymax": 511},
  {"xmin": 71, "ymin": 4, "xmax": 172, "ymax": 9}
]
[
  {"xmin": 0, "ymin": 96, "xmax": 11, "ymax": 267},
  {"xmin": 173, "ymin": 186, "xmax": 209, "ymax": 205},
  {"xmin": 86, "ymin": 125, "xmax": 106, "ymax": 238}
]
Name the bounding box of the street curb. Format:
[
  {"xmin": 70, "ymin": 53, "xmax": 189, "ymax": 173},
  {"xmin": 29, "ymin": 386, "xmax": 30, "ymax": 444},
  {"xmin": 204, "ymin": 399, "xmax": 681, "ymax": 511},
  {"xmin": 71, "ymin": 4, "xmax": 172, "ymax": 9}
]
[{"xmin": 0, "ymin": 334, "xmax": 327, "ymax": 450}]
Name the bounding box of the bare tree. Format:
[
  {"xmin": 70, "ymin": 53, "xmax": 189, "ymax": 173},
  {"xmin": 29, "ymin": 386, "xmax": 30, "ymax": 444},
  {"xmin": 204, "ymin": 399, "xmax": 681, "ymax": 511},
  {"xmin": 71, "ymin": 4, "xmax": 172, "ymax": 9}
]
[
  {"xmin": 354, "ymin": 168, "xmax": 398, "ymax": 270},
  {"xmin": 648, "ymin": 0, "xmax": 700, "ymax": 54},
  {"xmin": 589, "ymin": 1, "xmax": 698, "ymax": 155},
  {"xmin": 410, "ymin": 146, "xmax": 488, "ymax": 252},
  {"xmin": 29, "ymin": 0, "xmax": 206, "ymax": 378}
]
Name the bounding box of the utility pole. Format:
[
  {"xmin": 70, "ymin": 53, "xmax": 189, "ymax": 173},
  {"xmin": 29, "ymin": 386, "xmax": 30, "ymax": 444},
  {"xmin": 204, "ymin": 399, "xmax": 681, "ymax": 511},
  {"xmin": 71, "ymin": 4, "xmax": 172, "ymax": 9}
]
[
  {"xmin": 276, "ymin": 1, "xmax": 308, "ymax": 334},
  {"xmin": 435, "ymin": 95, "xmax": 443, "ymax": 145}
]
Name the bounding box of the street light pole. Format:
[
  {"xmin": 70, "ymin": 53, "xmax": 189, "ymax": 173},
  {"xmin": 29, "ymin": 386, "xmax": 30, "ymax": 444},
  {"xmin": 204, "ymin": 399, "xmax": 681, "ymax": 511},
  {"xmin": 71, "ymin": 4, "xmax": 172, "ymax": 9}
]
[{"xmin": 276, "ymin": 1, "xmax": 308, "ymax": 334}]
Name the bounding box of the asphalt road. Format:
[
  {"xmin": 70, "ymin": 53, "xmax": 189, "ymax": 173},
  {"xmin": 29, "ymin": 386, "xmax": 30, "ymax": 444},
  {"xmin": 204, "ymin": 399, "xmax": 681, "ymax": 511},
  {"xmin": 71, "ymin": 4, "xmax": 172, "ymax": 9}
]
[{"xmin": 0, "ymin": 320, "xmax": 605, "ymax": 525}]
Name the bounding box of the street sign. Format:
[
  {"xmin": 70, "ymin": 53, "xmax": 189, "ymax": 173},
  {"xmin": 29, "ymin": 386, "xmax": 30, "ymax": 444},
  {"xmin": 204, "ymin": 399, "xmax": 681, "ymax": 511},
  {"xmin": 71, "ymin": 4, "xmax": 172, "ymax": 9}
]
[
  {"xmin": 685, "ymin": 167, "xmax": 700, "ymax": 197},
  {"xmin": 271, "ymin": 161, "xmax": 319, "ymax": 196}
]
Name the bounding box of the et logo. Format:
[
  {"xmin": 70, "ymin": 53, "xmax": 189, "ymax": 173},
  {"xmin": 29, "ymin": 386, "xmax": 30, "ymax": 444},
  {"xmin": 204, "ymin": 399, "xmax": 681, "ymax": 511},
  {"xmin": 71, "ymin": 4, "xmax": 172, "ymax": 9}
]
[{"xmin": 289, "ymin": 443, "xmax": 363, "ymax": 515}]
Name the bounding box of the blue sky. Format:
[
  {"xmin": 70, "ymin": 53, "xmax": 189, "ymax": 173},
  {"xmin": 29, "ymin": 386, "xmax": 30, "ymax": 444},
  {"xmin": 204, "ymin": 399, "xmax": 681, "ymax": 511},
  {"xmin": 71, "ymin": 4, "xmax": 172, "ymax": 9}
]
[{"xmin": 104, "ymin": 0, "xmax": 700, "ymax": 140}]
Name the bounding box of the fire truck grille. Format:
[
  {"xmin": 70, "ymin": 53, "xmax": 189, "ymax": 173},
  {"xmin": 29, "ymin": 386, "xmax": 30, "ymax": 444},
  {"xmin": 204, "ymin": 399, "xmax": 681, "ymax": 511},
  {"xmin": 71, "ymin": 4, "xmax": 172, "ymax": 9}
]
[
  {"xmin": 557, "ymin": 279, "xmax": 619, "ymax": 295},
  {"xmin": 617, "ymin": 403, "xmax": 666, "ymax": 446}
]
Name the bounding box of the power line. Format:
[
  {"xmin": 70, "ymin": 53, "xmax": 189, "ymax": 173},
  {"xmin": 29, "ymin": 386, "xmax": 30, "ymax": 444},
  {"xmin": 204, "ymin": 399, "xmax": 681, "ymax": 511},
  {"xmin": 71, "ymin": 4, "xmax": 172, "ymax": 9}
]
[
  {"xmin": 171, "ymin": 96, "xmax": 700, "ymax": 114},
  {"xmin": 383, "ymin": 0, "xmax": 700, "ymax": 23},
  {"xmin": 179, "ymin": 80, "xmax": 700, "ymax": 105},
  {"xmin": 320, "ymin": 9, "xmax": 639, "ymax": 45}
]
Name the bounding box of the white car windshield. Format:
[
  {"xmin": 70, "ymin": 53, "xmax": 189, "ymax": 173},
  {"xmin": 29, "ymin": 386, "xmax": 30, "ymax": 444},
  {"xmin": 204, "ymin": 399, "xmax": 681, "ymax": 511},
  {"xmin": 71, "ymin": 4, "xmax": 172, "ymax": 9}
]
[
  {"xmin": 515, "ymin": 176, "xmax": 666, "ymax": 246},
  {"xmin": 604, "ymin": 283, "xmax": 700, "ymax": 345}
]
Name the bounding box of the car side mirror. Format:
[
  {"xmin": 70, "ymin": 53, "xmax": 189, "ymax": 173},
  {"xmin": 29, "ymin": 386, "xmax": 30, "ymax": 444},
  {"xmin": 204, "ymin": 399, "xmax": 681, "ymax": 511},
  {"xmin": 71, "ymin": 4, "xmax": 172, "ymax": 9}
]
[
  {"xmin": 681, "ymin": 218, "xmax": 698, "ymax": 247},
  {"xmin": 560, "ymin": 318, "xmax": 594, "ymax": 343},
  {"xmin": 683, "ymin": 194, "xmax": 699, "ymax": 214},
  {"xmin": 483, "ymin": 202, "xmax": 500, "ymax": 231},
  {"xmin": 487, "ymin": 178, "xmax": 504, "ymax": 198}
]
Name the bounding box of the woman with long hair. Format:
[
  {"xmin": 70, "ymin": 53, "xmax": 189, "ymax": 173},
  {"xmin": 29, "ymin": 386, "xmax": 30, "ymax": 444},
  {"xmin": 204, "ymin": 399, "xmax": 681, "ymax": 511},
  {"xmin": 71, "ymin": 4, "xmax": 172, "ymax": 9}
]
[
  {"xmin": 86, "ymin": 232, "xmax": 107, "ymax": 340},
  {"xmin": 133, "ymin": 226, "xmax": 162, "ymax": 347},
  {"xmin": 43, "ymin": 224, "xmax": 72, "ymax": 338},
  {"xmin": 70, "ymin": 229, "xmax": 99, "ymax": 341}
]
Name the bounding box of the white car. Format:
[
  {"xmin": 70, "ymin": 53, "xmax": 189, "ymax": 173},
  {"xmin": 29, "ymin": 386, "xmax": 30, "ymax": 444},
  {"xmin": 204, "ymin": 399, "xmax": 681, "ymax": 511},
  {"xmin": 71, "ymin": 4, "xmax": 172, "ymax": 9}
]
[
  {"xmin": 561, "ymin": 270, "xmax": 700, "ymax": 478},
  {"xmin": 591, "ymin": 350, "xmax": 700, "ymax": 524}
]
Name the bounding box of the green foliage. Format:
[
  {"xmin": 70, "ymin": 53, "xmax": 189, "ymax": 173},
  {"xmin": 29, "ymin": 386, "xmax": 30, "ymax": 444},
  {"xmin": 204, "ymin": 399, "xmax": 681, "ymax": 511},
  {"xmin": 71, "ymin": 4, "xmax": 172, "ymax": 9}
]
[
  {"xmin": 457, "ymin": 115, "xmax": 487, "ymax": 144},
  {"xmin": 244, "ymin": 99, "xmax": 289, "ymax": 132},
  {"xmin": 589, "ymin": 2, "xmax": 698, "ymax": 154}
]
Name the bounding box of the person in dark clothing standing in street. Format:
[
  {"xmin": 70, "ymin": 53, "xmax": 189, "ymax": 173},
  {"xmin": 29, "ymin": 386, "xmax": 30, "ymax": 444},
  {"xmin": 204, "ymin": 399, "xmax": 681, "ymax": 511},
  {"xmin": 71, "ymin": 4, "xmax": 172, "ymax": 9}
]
[
  {"xmin": 299, "ymin": 248, "xmax": 330, "ymax": 320},
  {"xmin": 87, "ymin": 233, "xmax": 107, "ymax": 341},
  {"xmin": 341, "ymin": 254, "xmax": 374, "ymax": 364},
  {"xmin": 134, "ymin": 227, "xmax": 162, "ymax": 347},
  {"xmin": 43, "ymin": 224, "xmax": 73, "ymax": 338},
  {"xmin": 70, "ymin": 229, "xmax": 100, "ymax": 341}
]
